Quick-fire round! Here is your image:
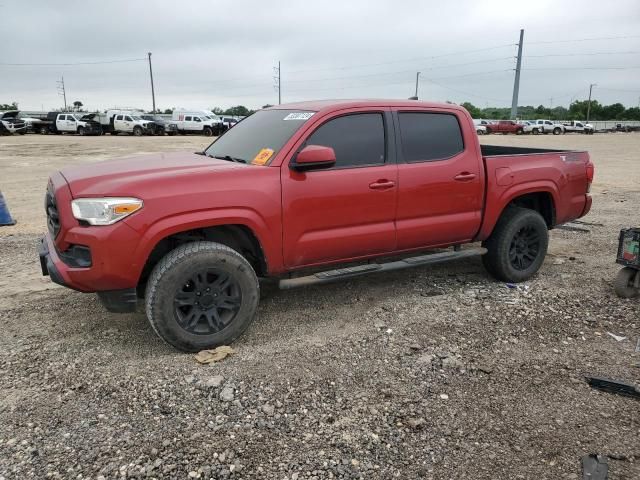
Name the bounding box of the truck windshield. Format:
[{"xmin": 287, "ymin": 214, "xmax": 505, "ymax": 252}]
[
  {"xmin": 204, "ymin": 109, "xmax": 315, "ymax": 165},
  {"xmin": 130, "ymin": 116, "xmax": 142, "ymax": 120}
]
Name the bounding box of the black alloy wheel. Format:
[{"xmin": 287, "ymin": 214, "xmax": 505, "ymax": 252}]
[
  {"xmin": 509, "ymin": 225, "xmax": 540, "ymax": 271},
  {"xmin": 174, "ymin": 268, "xmax": 242, "ymax": 335}
]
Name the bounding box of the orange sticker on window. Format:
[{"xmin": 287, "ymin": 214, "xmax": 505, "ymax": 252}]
[{"xmin": 252, "ymin": 148, "xmax": 274, "ymax": 165}]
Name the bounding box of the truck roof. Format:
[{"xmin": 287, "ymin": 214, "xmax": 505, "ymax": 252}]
[{"xmin": 266, "ymin": 99, "xmax": 467, "ymax": 114}]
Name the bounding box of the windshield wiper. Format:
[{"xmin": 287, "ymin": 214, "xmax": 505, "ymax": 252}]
[{"xmin": 207, "ymin": 154, "xmax": 247, "ymax": 164}]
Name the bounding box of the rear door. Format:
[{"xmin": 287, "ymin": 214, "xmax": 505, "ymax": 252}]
[
  {"xmin": 394, "ymin": 109, "xmax": 484, "ymax": 249},
  {"xmin": 114, "ymin": 115, "xmax": 125, "ymax": 132},
  {"xmin": 281, "ymin": 109, "xmax": 398, "ymax": 267}
]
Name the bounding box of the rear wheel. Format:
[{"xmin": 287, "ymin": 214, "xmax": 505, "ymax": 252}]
[
  {"xmin": 482, "ymin": 207, "xmax": 549, "ymax": 282},
  {"xmin": 145, "ymin": 241, "xmax": 260, "ymax": 352},
  {"xmin": 39, "ymin": 126, "xmax": 49, "ymax": 135},
  {"xmin": 614, "ymin": 267, "xmax": 639, "ymax": 298}
]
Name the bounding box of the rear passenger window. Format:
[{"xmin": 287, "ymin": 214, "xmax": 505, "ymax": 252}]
[
  {"xmin": 59, "ymin": 115, "xmax": 66, "ymax": 121},
  {"xmin": 398, "ymin": 113, "xmax": 464, "ymax": 162},
  {"xmin": 305, "ymin": 113, "xmax": 385, "ymax": 168}
]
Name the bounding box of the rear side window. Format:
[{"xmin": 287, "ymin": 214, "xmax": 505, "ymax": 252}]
[
  {"xmin": 305, "ymin": 113, "xmax": 385, "ymax": 168},
  {"xmin": 185, "ymin": 116, "xmax": 192, "ymax": 121},
  {"xmin": 398, "ymin": 112, "xmax": 464, "ymax": 162},
  {"xmin": 115, "ymin": 115, "xmax": 123, "ymax": 121},
  {"xmin": 59, "ymin": 115, "xmax": 66, "ymax": 121}
]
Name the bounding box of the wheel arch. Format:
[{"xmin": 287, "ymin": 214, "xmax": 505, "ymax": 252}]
[
  {"xmin": 136, "ymin": 223, "xmax": 269, "ymax": 295},
  {"xmin": 478, "ymin": 187, "xmax": 557, "ymax": 240}
]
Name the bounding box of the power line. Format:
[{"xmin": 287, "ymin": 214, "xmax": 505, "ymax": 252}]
[
  {"xmin": 526, "ymin": 51, "xmax": 640, "ymax": 58},
  {"xmin": 524, "ymin": 66, "xmax": 640, "ymax": 70},
  {"xmin": 527, "ymin": 34, "xmax": 640, "ymax": 45},
  {"xmin": 0, "ymin": 58, "xmax": 147, "ymax": 66},
  {"xmin": 286, "ymin": 43, "xmax": 516, "ymax": 74}
]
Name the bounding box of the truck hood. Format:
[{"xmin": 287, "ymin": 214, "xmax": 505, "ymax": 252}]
[{"xmin": 60, "ymin": 151, "xmax": 248, "ymax": 197}]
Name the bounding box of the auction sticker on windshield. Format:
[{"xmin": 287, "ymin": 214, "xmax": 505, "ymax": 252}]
[
  {"xmin": 283, "ymin": 112, "xmax": 314, "ymax": 121},
  {"xmin": 252, "ymin": 148, "xmax": 275, "ymax": 165}
]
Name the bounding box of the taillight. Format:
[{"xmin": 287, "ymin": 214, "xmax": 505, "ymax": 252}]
[{"xmin": 586, "ymin": 161, "xmax": 594, "ymax": 193}]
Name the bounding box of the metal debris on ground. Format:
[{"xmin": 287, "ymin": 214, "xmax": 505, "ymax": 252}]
[
  {"xmin": 556, "ymin": 223, "xmax": 590, "ymax": 233},
  {"xmin": 581, "ymin": 454, "xmax": 608, "ymax": 480},
  {"xmin": 194, "ymin": 345, "xmax": 235, "ymax": 364},
  {"xmin": 585, "ymin": 376, "xmax": 640, "ymax": 400},
  {"xmin": 636, "ymin": 338, "xmax": 640, "ymax": 353},
  {"xmin": 606, "ymin": 332, "xmax": 627, "ymax": 342}
]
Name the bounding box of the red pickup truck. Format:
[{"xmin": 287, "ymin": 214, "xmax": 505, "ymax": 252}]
[
  {"xmin": 40, "ymin": 100, "xmax": 594, "ymax": 351},
  {"xmin": 485, "ymin": 120, "xmax": 524, "ymax": 135}
]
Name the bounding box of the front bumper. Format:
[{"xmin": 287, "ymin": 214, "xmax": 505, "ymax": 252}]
[{"xmin": 39, "ymin": 234, "xmax": 138, "ymax": 312}]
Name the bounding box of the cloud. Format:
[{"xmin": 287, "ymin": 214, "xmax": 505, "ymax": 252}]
[{"xmin": 2, "ymin": 0, "xmax": 639, "ymax": 111}]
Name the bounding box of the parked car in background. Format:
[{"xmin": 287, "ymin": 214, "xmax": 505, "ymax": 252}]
[
  {"xmin": 485, "ymin": 120, "xmax": 524, "ymax": 135},
  {"xmin": 475, "ymin": 124, "xmax": 487, "ymax": 135},
  {"xmin": 518, "ymin": 121, "xmax": 540, "ymax": 135},
  {"xmin": 533, "ymin": 119, "xmax": 564, "ymax": 135},
  {"xmin": 172, "ymin": 110, "xmax": 224, "ymax": 136},
  {"xmin": 0, "ymin": 111, "xmax": 27, "ymax": 135},
  {"xmin": 562, "ymin": 120, "xmax": 594, "ymax": 134},
  {"xmin": 221, "ymin": 117, "xmax": 238, "ymax": 130},
  {"xmin": 39, "ymin": 99, "xmax": 594, "ymax": 352},
  {"xmin": 140, "ymin": 114, "xmax": 178, "ymax": 136},
  {"xmin": 98, "ymin": 110, "xmax": 156, "ymax": 136}
]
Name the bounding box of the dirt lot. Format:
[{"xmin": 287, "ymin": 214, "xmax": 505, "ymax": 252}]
[{"xmin": 1, "ymin": 133, "xmax": 639, "ymax": 479}]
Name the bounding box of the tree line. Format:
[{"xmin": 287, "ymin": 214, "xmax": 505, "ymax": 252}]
[{"xmin": 461, "ymin": 101, "xmax": 640, "ymax": 121}]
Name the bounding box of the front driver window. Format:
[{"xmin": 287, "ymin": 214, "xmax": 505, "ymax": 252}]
[{"xmin": 304, "ymin": 113, "xmax": 385, "ymax": 168}]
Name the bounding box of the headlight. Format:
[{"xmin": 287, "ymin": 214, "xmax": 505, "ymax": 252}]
[{"xmin": 71, "ymin": 197, "xmax": 143, "ymax": 225}]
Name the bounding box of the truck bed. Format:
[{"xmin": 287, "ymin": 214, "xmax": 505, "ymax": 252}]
[{"xmin": 476, "ymin": 144, "xmax": 592, "ymax": 240}]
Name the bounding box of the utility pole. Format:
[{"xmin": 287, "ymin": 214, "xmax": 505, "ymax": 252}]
[
  {"xmin": 148, "ymin": 52, "xmax": 156, "ymax": 113},
  {"xmin": 274, "ymin": 61, "xmax": 281, "ymax": 105},
  {"xmin": 510, "ymin": 29, "xmax": 524, "ymax": 120},
  {"xmin": 57, "ymin": 76, "xmax": 67, "ymax": 111},
  {"xmin": 586, "ymin": 83, "xmax": 597, "ymax": 123},
  {"xmin": 414, "ymin": 72, "xmax": 421, "ymax": 99}
]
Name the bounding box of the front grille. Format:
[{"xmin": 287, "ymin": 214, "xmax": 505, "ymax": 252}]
[{"xmin": 45, "ymin": 183, "xmax": 60, "ymax": 238}]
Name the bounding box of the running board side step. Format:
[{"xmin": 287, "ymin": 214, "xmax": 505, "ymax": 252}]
[{"xmin": 278, "ymin": 247, "xmax": 487, "ymax": 290}]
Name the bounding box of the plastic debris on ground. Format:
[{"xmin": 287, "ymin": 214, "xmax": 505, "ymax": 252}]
[
  {"xmin": 194, "ymin": 345, "xmax": 235, "ymax": 364},
  {"xmin": 606, "ymin": 332, "xmax": 627, "ymax": 342},
  {"xmin": 585, "ymin": 376, "xmax": 640, "ymax": 400},
  {"xmin": 581, "ymin": 454, "xmax": 608, "ymax": 480}
]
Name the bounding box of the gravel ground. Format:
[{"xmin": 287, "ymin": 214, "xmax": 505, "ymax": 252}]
[{"xmin": 0, "ymin": 133, "xmax": 639, "ymax": 479}]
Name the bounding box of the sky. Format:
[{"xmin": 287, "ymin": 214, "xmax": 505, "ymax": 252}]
[{"xmin": 1, "ymin": 0, "xmax": 640, "ymax": 112}]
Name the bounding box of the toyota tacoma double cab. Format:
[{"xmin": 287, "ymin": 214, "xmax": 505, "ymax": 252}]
[{"xmin": 39, "ymin": 100, "xmax": 594, "ymax": 352}]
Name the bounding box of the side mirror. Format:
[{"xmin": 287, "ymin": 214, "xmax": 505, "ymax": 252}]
[{"xmin": 291, "ymin": 145, "xmax": 336, "ymax": 172}]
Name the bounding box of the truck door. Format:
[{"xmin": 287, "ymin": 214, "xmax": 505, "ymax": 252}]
[
  {"xmin": 184, "ymin": 116, "xmax": 194, "ymax": 131},
  {"xmin": 193, "ymin": 117, "xmax": 203, "ymax": 132},
  {"xmin": 113, "ymin": 115, "xmax": 124, "ymax": 132},
  {"xmin": 394, "ymin": 109, "xmax": 483, "ymax": 249},
  {"xmin": 123, "ymin": 115, "xmax": 134, "ymax": 132},
  {"xmin": 56, "ymin": 115, "xmax": 70, "ymax": 132},
  {"xmin": 282, "ymin": 110, "xmax": 398, "ymax": 268}
]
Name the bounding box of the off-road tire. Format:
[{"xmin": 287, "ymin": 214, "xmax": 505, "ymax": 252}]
[
  {"xmin": 614, "ymin": 267, "xmax": 639, "ymax": 299},
  {"xmin": 133, "ymin": 126, "xmax": 143, "ymax": 136},
  {"xmin": 482, "ymin": 207, "xmax": 549, "ymax": 282},
  {"xmin": 145, "ymin": 241, "xmax": 260, "ymax": 352}
]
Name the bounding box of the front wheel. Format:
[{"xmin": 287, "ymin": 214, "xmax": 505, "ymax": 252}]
[
  {"xmin": 516, "ymin": 128, "xmax": 523, "ymax": 135},
  {"xmin": 203, "ymin": 127, "xmax": 213, "ymax": 137},
  {"xmin": 133, "ymin": 126, "xmax": 143, "ymax": 136},
  {"xmin": 476, "ymin": 129, "xmax": 484, "ymax": 135},
  {"xmin": 532, "ymin": 128, "xmax": 539, "ymax": 135},
  {"xmin": 614, "ymin": 267, "xmax": 639, "ymax": 298},
  {"xmin": 77, "ymin": 126, "xmax": 85, "ymax": 136},
  {"xmin": 145, "ymin": 241, "xmax": 260, "ymax": 352},
  {"xmin": 485, "ymin": 127, "xmax": 492, "ymax": 134},
  {"xmin": 553, "ymin": 127, "xmax": 562, "ymax": 135},
  {"xmin": 39, "ymin": 126, "xmax": 49, "ymax": 135},
  {"xmin": 482, "ymin": 207, "xmax": 549, "ymax": 282}
]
